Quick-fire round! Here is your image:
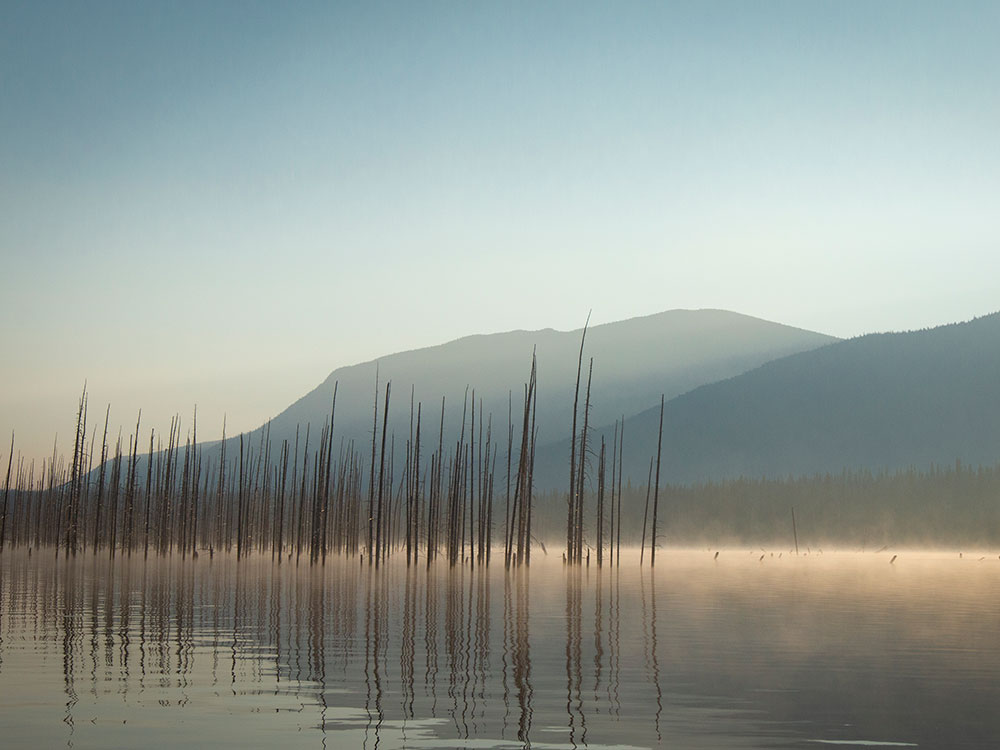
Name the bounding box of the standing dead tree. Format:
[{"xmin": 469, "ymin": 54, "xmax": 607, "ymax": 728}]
[
  {"xmin": 567, "ymin": 313, "xmax": 590, "ymax": 565},
  {"xmin": 506, "ymin": 351, "xmax": 537, "ymax": 568},
  {"xmin": 0, "ymin": 432, "xmax": 13, "ymax": 553},
  {"xmin": 650, "ymin": 395, "xmax": 665, "ymax": 566}
]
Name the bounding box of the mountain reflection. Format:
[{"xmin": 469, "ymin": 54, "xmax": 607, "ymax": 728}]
[{"xmin": 2, "ymin": 550, "xmax": 1000, "ymax": 749}]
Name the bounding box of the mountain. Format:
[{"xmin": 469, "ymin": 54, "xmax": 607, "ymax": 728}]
[
  {"xmin": 532, "ymin": 312, "xmax": 1000, "ymax": 490},
  {"xmin": 247, "ymin": 309, "xmax": 837, "ymax": 456}
]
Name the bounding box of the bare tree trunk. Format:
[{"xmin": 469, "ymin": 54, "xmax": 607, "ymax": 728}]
[
  {"xmin": 567, "ymin": 313, "xmax": 590, "ymax": 564},
  {"xmin": 616, "ymin": 417, "xmax": 624, "ymax": 566},
  {"xmin": 574, "ymin": 359, "xmax": 594, "ymax": 563},
  {"xmin": 368, "ymin": 366, "xmax": 379, "ymax": 560},
  {"xmin": 0, "ymin": 432, "xmax": 13, "ymax": 553},
  {"xmin": 597, "ymin": 438, "xmax": 605, "ymax": 567},
  {"xmin": 375, "ymin": 381, "xmax": 390, "ymax": 567},
  {"xmin": 651, "ymin": 395, "xmax": 665, "ymax": 567},
  {"xmin": 640, "ymin": 456, "xmax": 653, "ymax": 565}
]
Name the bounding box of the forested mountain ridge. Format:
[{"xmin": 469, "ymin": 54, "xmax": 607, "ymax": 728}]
[{"xmin": 532, "ymin": 312, "xmax": 1000, "ymax": 489}]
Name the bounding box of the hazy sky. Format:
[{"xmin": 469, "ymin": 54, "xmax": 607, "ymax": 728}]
[{"xmin": 2, "ymin": 1, "xmax": 999, "ymax": 465}]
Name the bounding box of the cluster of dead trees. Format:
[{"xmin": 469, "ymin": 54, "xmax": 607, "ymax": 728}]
[
  {"xmin": 1, "ymin": 341, "xmax": 670, "ymax": 566},
  {"xmin": 565, "ymin": 318, "xmax": 664, "ymax": 567}
]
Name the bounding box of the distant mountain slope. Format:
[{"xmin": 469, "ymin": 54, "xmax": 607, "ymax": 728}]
[
  {"xmin": 251, "ymin": 309, "xmax": 837, "ymax": 454},
  {"xmin": 533, "ymin": 312, "xmax": 1000, "ymax": 489}
]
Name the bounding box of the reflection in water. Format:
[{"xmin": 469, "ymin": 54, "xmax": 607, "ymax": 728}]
[
  {"xmin": 512, "ymin": 565, "xmax": 532, "ymax": 746},
  {"xmin": 648, "ymin": 568, "xmax": 662, "ymax": 743},
  {"xmin": 2, "ymin": 550, "xmax": 1000, "ymax": 748},
  {"xmin": 565, "ymin": 565, "xmax": 584, "ymax": 748},
  {"xmin": 610, "ymin": 567, "xmax": 621, "ymax": 719},
  {"xmin": 62, "ymin": 558, "xmax": 79, "ymax": 743}
]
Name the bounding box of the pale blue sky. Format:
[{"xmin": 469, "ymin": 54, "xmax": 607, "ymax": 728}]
[{"xmin": 2, "ymin": 1, "xmax": 999, "ymax": 464}]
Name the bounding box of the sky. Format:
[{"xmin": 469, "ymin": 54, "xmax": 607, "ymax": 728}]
[{"xmin": 2, "ymin": 0, "xmax": 999, "ymax": 467}]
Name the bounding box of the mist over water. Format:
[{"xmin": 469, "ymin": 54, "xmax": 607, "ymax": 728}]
[{"xmin": 1, "ymin": 550, "xmax": 998, "ymax": 749}]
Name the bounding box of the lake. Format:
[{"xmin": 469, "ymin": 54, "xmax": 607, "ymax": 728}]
[{"xmin": 1, "ymin": 548, "xmax": 998, "ymax": 748}]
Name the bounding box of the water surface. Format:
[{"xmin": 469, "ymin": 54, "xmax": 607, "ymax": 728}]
[{"xmin": 1, "ymin": 549, "xmax": 998, "ymax": 748}]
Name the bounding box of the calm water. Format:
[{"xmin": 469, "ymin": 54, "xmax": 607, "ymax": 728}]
[{"xmin": 1, "ymin": 548, "xmax": 998, "ymax": 749}]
